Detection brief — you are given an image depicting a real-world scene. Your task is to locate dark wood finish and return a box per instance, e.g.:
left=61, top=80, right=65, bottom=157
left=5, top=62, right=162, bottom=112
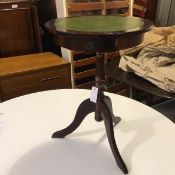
left=45, top=16, right=152, bottom=53
left=52, top=95, right=128, bottom=174
left=145, top=0, right=158, bottom=22
left=46, top=15, right=153, bottom=174
left=73, top=56, right=127, bottom=94
left=72, top=52, right=96, bottom=86
left=76, top=81, right=95, bottom=89
left=67, top=1, right=128, bottom=12
left=0, top=0, right=30, bottom=9
left=106, top=82, right=128, bottom=94
left=67, top=2, right=103, bottom=12
left=153, top=99, right=175, bottom=123
left=31, top=5, right=42, bottom=52
left=33, top=0, right=61, bottom=56
left=0, top=0, right=42, bottom=58
left=105, top=1, right=128, bottom=9
left=32, top=0, right=57, bottom=26
left=65, top=1, right=131, bottom=89
left=52, top=55, right=128, bottom=173
left=0, top=52, right=71, bottom=101
left=74, top=56, right=96, bottom=67
left=74, top=68, right=96, bottom=80
left=106, top=58, right=175, bottom=99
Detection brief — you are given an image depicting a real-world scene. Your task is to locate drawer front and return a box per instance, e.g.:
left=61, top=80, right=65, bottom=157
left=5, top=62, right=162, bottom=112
left=2, top=74, right=71, bottom=101
left=0, top=2, right=30, bottom=11
left=1, top=65, right=70, bottom=91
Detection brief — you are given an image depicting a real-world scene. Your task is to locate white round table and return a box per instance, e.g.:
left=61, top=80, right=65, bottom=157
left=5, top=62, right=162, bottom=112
left=0, top=89, right=175, bottom=175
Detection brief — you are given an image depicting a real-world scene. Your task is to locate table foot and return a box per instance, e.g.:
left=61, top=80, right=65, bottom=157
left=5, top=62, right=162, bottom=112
left=104, top=96, right=121, bottom=124
left=52, top=95, right=127, bottom=173
left=113, top=116, right=121, bottom=124
left=52, top=99, right=95, bottom=138
left=101, top=100, right=128, bottom=174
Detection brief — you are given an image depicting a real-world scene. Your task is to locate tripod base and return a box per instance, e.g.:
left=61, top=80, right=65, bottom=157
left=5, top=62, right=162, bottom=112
left=52, top=96, right=128, bottom=174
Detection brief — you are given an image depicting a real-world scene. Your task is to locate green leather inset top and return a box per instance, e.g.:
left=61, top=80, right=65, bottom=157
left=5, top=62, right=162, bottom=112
left=55, top=16, right=144, bottom=33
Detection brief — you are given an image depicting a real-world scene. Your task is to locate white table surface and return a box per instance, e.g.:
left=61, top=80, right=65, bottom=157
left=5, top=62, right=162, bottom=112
left=0, top=89, right=175, bottom=175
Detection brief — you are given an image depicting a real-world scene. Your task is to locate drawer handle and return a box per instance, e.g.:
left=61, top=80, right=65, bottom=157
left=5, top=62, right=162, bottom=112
left=41, top=75, right=62, bottom=82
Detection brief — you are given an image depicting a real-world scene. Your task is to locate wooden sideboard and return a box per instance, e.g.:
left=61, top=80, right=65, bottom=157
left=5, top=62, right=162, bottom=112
left=0, top=52, right=71, bottom=101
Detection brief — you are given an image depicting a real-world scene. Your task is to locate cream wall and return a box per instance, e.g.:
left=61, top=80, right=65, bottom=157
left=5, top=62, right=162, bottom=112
left=55, top=0, right=71, bottom=62
left=55, top=0, right=75, bottom=87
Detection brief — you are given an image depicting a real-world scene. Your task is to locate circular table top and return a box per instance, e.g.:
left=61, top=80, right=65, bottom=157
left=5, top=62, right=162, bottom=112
left=45, top=15, right=153, bottom=52
left=46, top=15, right=152, bottom=36
left=0, top=89, right=175, bottom=175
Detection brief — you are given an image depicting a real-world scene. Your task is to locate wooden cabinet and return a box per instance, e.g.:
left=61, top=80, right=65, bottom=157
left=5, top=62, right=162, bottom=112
left=0, top=0, right=42, bottom=58
left=0, top=52, right=71, bottom=101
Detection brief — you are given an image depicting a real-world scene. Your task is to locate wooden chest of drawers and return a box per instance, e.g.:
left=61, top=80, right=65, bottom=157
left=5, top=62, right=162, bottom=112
left=0, top=52, right=71, bottom=101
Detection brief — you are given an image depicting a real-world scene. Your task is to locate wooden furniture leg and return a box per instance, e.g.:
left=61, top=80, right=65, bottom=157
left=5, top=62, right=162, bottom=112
left=52, top=53, right=128, bottom=174
left=52, top=99, right=95, bottom=138
left=101, top=100, right=128, bottom=174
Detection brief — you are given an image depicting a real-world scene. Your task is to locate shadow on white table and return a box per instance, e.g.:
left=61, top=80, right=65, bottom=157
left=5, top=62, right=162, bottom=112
left=0, top=89, right=175, bottom=175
